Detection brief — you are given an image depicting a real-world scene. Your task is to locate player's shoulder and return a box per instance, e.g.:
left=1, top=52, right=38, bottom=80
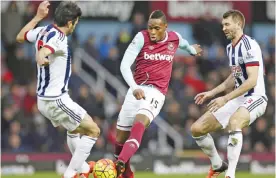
left=45, top=24, right=67, bottom=42
left=242, top=34, right=260, bottom=51
left=139, top=30, right=148, bottom=36
left=167, top=31, right=182, bottom=41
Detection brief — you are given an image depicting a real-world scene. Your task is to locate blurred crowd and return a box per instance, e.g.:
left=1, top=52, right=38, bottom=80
left=1, top=1, right=275, bottom=154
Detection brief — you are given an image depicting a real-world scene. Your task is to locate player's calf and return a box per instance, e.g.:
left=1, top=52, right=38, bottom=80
left=64, top=115, right=99, bottom=178
left=117, top=114, right=149, bottom=168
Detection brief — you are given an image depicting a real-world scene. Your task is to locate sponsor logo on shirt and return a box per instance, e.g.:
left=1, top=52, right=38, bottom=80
left=144, top=52, right=174, bottom=62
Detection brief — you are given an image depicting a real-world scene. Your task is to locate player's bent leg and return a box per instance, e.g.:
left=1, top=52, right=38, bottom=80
left=116, top=114, right=151, bottom=176
left=191, top=111, right=227, bottom=177
left=191, top=111, right=223, bottom=137
left=115, top=129, right=133, bottom=178
left=225, top=107, right=250, bottom=178
left=64, top=114, right=100, bottom=178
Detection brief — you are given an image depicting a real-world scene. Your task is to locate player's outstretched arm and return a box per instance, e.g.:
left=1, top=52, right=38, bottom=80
left=211, top=74, right=235, bottom=97
left=195, top=74, right=234, bottom=105
left=16, top=1, right=50, bottom=43
left=207, top=67, right=258, bottom=112
left=224, top=66, right=258, bottom=102
left=175, top=32, right=202, bottom=56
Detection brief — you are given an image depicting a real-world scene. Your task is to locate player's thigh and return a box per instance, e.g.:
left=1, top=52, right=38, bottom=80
left=136, top=86, right=165, bottom=125
left=37, top=98, right=64, bottom=128
left=44, top=94, right=99, bottom=136
left=229, top=96, right=268, bottom=130
left=211, top=98, right=242, bottom=129
left=191, top=111, right=223, bottom=137
left=117, top=89, right=140, bottom=131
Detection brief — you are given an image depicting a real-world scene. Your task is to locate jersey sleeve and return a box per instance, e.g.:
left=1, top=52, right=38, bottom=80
left=175, top=32, right=197, bottom=55
left=43, top=31, right=63, bottom=54
left=24, top=27, right=44, bottom=43
left=120, top=32, right=144, bottom=91
left=126, top=32, right=144, bottom=55
left=244, top=46, right=260, bottom=67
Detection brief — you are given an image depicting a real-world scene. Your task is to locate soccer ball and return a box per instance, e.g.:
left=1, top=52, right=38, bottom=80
left=93, top=159, right=117, bottom=178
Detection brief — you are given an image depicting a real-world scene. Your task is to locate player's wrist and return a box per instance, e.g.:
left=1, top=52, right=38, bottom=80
left=224, top=95, right=230, bottom=102
left=189, top=45, right=197, bottom=55
left=34, top=15, right=43, bottom=22
left=210, top=89, right=216, bottom=97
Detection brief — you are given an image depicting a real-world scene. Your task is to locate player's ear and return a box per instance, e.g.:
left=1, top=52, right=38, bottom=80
left=67, top=20, right=73, bottom=28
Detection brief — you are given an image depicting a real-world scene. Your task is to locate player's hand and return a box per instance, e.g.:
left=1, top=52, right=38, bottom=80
left=207, top=96, right=228, bottom=112
left=36, top=57, right=50, bottom=66
left=133, top=89, right=146, bottom=100
left=194, top=91, right=214, bottom=105
left=36, top=1, right=50, bottom=20
left=192, top=44, right=203, bottom=56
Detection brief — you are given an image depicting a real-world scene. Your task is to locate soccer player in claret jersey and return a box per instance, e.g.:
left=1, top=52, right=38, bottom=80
left=16, top=1, right=99, bottom=178
left=191, top=10, right=267, bottom=178
left=114, top=10, right=202, bottom=177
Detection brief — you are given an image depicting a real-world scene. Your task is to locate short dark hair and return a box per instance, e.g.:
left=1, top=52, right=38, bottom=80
left=223, top=10, right=245, bottom=29
left=149, top=10, right=167, bottom=24
left=54, top=1, right=82, bottom=27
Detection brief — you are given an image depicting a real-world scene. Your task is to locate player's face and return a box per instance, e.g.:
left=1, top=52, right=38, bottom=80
left=68, top=18, right=79, bottom=35
left=222, top=16, right=239, bottom=40
left=148, top=19, right=167, bottom=42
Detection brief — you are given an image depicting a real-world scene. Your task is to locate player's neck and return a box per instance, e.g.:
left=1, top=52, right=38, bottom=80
left=231, top=31, right=244, bottom=47
left=157, top=31, right=167, bottom=43
left=53, top=24, right=68, bottom=36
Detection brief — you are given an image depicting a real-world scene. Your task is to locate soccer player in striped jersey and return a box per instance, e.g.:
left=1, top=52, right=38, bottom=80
left=16, top=1, right=98, bottom=178
left=191, top=10, right=267, bottom=178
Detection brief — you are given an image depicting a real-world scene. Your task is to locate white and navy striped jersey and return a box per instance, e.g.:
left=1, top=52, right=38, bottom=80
left=226, top=34, right=266, bottom=97
left=25, top=24, right=71, bottom=100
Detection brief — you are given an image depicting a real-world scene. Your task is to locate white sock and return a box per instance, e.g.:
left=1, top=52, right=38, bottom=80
left=193, top=134, right=223, bottom=170
left=67, top=133, right=90, bottom=173
left=64, top=135, right=97, bottom=177
left=225, top=130, right=243, bottom=178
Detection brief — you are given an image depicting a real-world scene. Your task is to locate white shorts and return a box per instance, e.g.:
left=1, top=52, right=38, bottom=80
left=213, top=95, right=268, bottom=129
left=117, top=85, right=165, bottom=131
left=37, top=93, right=87, bottom=132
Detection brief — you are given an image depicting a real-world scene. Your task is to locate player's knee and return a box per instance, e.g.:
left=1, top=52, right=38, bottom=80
left=135, top=114, right=151, bottom=127
left=228, top=118, right=243, bottom=131
left=191, top=122, right=206, bottom=137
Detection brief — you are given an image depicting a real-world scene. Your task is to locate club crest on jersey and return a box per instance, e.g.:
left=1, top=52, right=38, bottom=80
left=168, top=42, right=175, bottom=51
left=149, top=46, right=154, bottom=50
left=238, top=57, right=244, bottom=64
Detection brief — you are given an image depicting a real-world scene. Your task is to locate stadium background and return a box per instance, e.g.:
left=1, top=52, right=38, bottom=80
left=1, top=1, right=275, bottom=177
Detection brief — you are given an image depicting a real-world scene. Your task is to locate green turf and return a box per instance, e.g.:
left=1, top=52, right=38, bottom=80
left=1, top=172, right=275, bottom=178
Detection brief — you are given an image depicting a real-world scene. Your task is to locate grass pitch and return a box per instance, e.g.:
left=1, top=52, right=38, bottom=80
left=1, top=172, right=275, bottom=178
